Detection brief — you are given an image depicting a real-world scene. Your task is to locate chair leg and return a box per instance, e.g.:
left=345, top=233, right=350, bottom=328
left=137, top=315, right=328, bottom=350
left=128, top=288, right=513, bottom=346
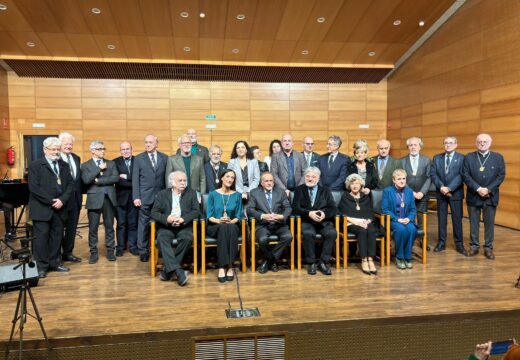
left=150, top=222, right=156, bottom=277
left=343, top=220, right=348, bottom=269
left=297, top=217, right=302, bottom=270
left=193, top=221, right=198, bottom=275
left=201, top=222, right=206, bottom=275
left=422, top=213, right=427, bottom=265
left=335, top=216, right=340, bottom=269
left=251, top=219, right=256, bottom=273
left=386, top=215, right=391, bottom=267
left=290, top=217, right=295, bottom=271
left=241, top=220, right=246, bottom=273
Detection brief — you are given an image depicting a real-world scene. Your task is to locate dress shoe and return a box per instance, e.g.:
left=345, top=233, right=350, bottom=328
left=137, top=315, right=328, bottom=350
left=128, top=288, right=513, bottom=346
left=63, top=254, right=82, bottom=263
left=270, top=262, right=279, bottom=272
left=468, top=248, right=479, bottom=257
left=484, top=250, right=495, bottom=260
left=115, top=249, right=124, bottom=257
left=107, top=252, right=116, bottom=261
left=52, top=264, right=70, bottom=272
left=396, top=259, right=406, bottom=270
left=258, top=261, right=270, bottom=274
left=433, top=243, right=445, bottom=253
left=419, top=240, right=431, bottom=251
left=455, top=246, right=469, bottom=257
left=405, top=260, right=413, bottom=269
left=89, top=253, right=99, bottom=264
left=317, top=262, right=332, bottom=276
left=361, top=259, right=371, bottom=275
left=308, top=263, right=317, bottom=275
left=38, top=270, right=47, bottom=279
left=129, top=248, right=139, bottom=256
left=368, top=259, right=378, bottom=275
left=159, top=270, right=173, bottom=281
left=176, top=269, right=189, bottom=286
left=226, top=269, right=235, bottom=282
left=140, top=253, right=149, bottom=262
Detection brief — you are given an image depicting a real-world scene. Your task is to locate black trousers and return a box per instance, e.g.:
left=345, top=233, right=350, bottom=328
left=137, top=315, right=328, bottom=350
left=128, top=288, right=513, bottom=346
left=207, top=223, right=240, bottom=268
left=157, top=226, right=193, bottom=274
left=33, top=212, right=63, bottom=271
left=302, top=221, right=337, bottom=264
left=87, top=196, right=115, bottom=255
left=436, top=196, right=463, bottom=247
left=256, top=223, right=292, bottom=262
left=62, top=198, right=80, bottom=257
left=137, top=204, right=152, bottom=255
left=116, top=200, right=138, bottom=252
left=348, top=223, right=377, bottom=258
left=468, top=203, right=496, bottom=250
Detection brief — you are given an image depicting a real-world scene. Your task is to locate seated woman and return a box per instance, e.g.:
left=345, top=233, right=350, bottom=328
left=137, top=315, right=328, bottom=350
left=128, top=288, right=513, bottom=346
left=339, top=174, right=378, bottom=275
left=227, top=140, right=260, bottom=200
left=250, top=145, right=269, bottom=173
left=264, top=139, right=282, bottom=171
left=347, top=139, right=378, bottom=194
left=381, top=169, right=417, bottom=270
left=205, top=169, right=243, bottom=283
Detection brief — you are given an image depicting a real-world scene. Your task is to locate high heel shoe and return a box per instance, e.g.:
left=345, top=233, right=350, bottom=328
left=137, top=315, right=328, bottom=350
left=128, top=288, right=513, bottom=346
left=368, top=258, right=377, bottom=275
left=226, top=268, right=235, bottom=281
left=361, top=259, right=371, bottom=275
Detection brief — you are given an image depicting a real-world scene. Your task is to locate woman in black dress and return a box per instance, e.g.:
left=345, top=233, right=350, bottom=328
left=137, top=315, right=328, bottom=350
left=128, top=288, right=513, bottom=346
left=347, top=139, right=378, bottom=193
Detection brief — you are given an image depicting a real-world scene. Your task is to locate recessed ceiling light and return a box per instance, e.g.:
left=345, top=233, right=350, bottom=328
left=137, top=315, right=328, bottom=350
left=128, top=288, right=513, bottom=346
left=301, top=50, right=309, bottom=55
left=317, top=17, right=326, bottom=23
left=26, top=42, right=36, bottom=47
left=0, top=4, right=7, bottom=11
left=419, top=20, right=425, bottom=27
left=393, top=20, right=401, bottom=26
left=232, top=48, right=240, bottom=54
left=183, top=46, right=191, bottom=52
left=107, top=44, right=116, bottom=50
left=180, top=11, right=189, bottom=18
left=236, top=14, right=245, bottom=20
left=91, top=7, right=101, bottom=14
left=199, top=12, right=206, bottom=18
left=368, top=51, right=376, bottom=57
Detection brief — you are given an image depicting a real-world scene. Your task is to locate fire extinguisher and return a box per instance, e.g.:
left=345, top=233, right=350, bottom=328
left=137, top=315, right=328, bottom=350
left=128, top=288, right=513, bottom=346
left=7, top=146, right=15, bottom=166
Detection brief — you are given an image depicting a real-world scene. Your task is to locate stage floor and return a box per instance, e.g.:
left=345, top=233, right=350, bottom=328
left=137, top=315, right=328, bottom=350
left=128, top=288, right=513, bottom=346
left=0, top=216, right=519, bottom=342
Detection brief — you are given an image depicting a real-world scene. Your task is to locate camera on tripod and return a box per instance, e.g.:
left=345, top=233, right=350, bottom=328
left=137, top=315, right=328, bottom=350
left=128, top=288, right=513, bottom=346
left=10, top=237, right=33, bottom=263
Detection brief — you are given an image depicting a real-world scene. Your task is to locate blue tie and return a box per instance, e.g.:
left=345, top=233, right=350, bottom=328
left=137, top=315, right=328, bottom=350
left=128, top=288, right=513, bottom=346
left=266, top=191, right=272, bottom=212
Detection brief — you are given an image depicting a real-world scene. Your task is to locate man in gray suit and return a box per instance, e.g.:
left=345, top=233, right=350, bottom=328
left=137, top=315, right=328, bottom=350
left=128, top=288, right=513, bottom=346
left=132, top=134, right=168, bottom=262
left=166, top=134, right=206, bottom=195
left=371, top=139, right=400, bottom=189
left=247, top=172, right=293, bottom=273
left=271, top=133, right=307, bottom=197
left=81, top=141, right=119, bottom=264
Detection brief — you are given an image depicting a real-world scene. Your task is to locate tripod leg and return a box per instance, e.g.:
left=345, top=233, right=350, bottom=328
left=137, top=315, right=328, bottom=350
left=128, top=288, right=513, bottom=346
left=26, top=287, right=52, bottom=351
left=4, top=287, right=24, bottom=360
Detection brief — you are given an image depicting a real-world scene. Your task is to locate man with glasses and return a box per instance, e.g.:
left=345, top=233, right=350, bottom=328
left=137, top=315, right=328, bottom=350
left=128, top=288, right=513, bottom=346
left=431, top=137, right=467, bottom=255
left=302, top=136, right=320, bottom=167
left=271, top=133, right=307, bottom=197
left=176, top=128, right=210, bottom=163
left=462, top=133, right=506, bottom=260
left=204, top=144, right=227, bottom=192
left=166, top=134, right=206, bottom=196
left=318, top=135, right=350, bottom=191
left=81, top=141, right=119, bottom=264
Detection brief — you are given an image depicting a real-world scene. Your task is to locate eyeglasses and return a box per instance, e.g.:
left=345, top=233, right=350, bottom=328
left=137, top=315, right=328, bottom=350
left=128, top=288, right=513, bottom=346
left=304, top=143, right=314, bottom=145
left=211, top=153, right=222, bottom=156
left=180, top=142, right=191, bottom=145
left=94, top=147, right=106, bottom=151
left=444, top=142, right=455, bottom=145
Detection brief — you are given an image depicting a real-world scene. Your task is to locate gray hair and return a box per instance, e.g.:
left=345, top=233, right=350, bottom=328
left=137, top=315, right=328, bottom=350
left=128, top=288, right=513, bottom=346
left=89, top=140, right=104, bottom=151
left=444, top=136, right=457, bottom=144
left=58, top=132, right=75, bottom=142
left=168, top=170, right=186, bottom=188
left=406, top=136, right=423, bottom=148
left=43, top=137, right=61, bottom=149
left=144, top=134, right=159, bottom=144
left=304, top=166, right=321, bottom=177
left=392, top=168, right=407, bottom=179
left=209, top=144, right=222, bottom=154
left=178, top=134, right=191, bottom=144
left=345, top=173, right=365, bottom=189
left=328, top=135, right=342, bottom=148
left=353, top=139, right=369, bottom=154
left=377, top=139, right=391, bottom=149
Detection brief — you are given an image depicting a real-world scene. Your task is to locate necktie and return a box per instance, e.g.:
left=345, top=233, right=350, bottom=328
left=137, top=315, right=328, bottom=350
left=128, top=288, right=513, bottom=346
left=125, top=158, right=131, bottom=172
left=266, top=191, right=272, bottom=212
left=445, top=154, right=451, bottom=174
left=52, top=160, right=59, bottom=175
left=150, top=153, right=156, bottom=168
left=306, top=153, right=311, bottom=166
left=412, top=156, right=418, bottom=175
left=328, top=155, right=334, bottom=169
left=96, top=159, right=101, bottom=166
left=379, top=157, right=386, bottom=180
left=67, top=154, right=74, bottom=178
left=309, top=187, right=315, bottom=207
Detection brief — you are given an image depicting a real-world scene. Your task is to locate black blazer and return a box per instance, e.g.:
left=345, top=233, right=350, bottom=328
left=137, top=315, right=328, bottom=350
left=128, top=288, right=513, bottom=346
left=463, top=151, right=506, bottom=206
left=247, top=187, right=292, bottom=228
left=431, top=152, right=465, bottom=201
left=150, top=188, right=200, bottom=230
left=346, top=160, right=379, bottom=190
left=302, top=151, right=320, bottom=167
left=132, top=151, right=168, bottom=205
left=28, top=157, right=73, bottom=222
left=113, top=155, right=134, bottom=206
left=291, top=184, right=337, bottom=224
left=204, top=161, right=228, bottom=192
left=318, top=153, right=350, bottom=191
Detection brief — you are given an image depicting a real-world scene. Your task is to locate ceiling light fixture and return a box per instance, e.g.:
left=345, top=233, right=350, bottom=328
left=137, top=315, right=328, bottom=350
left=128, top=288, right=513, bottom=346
left=183, top=46, right=191, bottom=52
left=0, top=4, right=7, bottom=11
left=317, top=17, right=326, bottom=23
left=180, top=11, right=189, bottom=18
left=107, top=44, right=116, bottom=50
left=368, top=51, right=376, bottom=57
left=393, top=20, right=401, bottom=26
left=301, top=50, right=309, bottom=55
left=232, top=48, right=240, bottom=54
left=26, top=42, right=36, bottom=47
left=199, top=12, right=206, bottom=18
left=419, top=20, right=425, bottom=27
left=91, top=7, right=101, bottom=14
left=236, top=14, right=245, bottom=20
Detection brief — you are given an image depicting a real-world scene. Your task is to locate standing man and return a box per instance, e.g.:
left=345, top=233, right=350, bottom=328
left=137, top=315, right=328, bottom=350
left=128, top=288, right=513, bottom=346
left=59, top=132, right=82, bottom=263
left=151, top=171, right=200, bottom=286
left=302, top=136, right=320, bottom=167
left=132, top=134, right=168, bottom=262
left=28, top=137, right=73, bottom=278
left=204, top=144, right=228, bottom=192
left=166, top=134, right=206, bottom=195
left=292, top=167, right=337, bottom=276
left=318, top=135, right=350, bottom=191
left=271, top=133, right=307, bottom=197
left=247, top=172, right=293, bottom=273
left=431, top=137, right=467, bottom=255
left=81, top=141, right=119, bottom=264
left=463, top=133, right=506, bottom=260
left=176, top=128, right=210, bottom=163
left=113, top=141, right=138, bottom=257
left=371, top=139, right=400, bottom=189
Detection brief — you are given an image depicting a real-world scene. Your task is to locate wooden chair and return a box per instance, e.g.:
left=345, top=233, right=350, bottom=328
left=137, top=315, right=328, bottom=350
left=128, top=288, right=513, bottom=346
left=200, top=193, right=247, bottom=275
left=342, top=190, right=385, bottom=268
left=385, top=210, right=427, bottom=266
left=149, top=220, right=198, bottom=278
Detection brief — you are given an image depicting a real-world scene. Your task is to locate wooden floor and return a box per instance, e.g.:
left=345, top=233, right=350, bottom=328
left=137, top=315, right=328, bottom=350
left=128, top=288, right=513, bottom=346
left=0, top=215, right=519, bottom=342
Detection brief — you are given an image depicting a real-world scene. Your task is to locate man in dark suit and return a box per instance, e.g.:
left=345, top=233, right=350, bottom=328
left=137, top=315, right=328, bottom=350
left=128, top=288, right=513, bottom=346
left=318, top=135, right=350, bottom=191
left=431, top=136, right=467, bottom=255
left=371, top=139, right=400, bottom=189
left=166, top=134, right=206, bottom=195
left=59, top=132, right=82, bottom=263
left=247, top=172, right=293, bottom=273
left=113, top=141, right=138, bottom=257
left=292, top=166, right=337, bottom=276
left=271, top=133, right=307, bottom=197
left=81, top=141, right=119, bottom=264
left=28, top=137, right=73, bottom=278
left=175, top=128, right=210, bottom=163
left=132, top=134, right=168, bottom=262
left=462, top=133, right=506, bottom=260
left=302, top=136, right=320, bottom=167
left=204, top=144, right=228, bottom=192
left=151, top=171, right=200, bottom=286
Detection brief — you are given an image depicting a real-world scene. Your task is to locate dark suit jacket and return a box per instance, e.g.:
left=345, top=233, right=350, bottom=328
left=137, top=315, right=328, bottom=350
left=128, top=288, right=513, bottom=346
left=431, top=152, right=465, bottom=201
left=400, top=154, right=432, bottom=195
left=204, top=161, right=228, bottom=192
left=318, top=152, right=350, bottom=191
left=113, top=155, right=134, bottom=206
left=176, top=143, right=209, bottom=163
left=61, top=152, right=82, bottom=209
left=150, top=188, right=200, bottom=230
left=28, top=157, right=73, bottom=222
left=271, top=151, right=307, bottom=191
left=165, top=154, right=206, bottom=194
left=291, top=184, right=337, bottom=224
left=81, top=159, right=119, bottom=209
left=247, top=187, right=292, bottom=227
left=302, top=151, right=320, bottom=167
left=347, top=160, right=379, bottom=190
left=462, top=151, right=505, bottom=206
left=381, top=186, right=417, bottom=226
left=132, top=151, right=168, bottom=205
left=371, top=155, right=400, bottom=189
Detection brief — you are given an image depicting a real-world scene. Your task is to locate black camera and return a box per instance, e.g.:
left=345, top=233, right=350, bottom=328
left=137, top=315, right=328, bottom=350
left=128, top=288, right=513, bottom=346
left=11, top=248, right=32, bottom=262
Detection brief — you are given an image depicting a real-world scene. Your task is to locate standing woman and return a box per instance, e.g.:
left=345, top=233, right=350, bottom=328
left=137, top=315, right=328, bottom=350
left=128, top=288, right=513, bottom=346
left=250, top=145, right=269, bottom=173
left=206, top=169, right=243, bottom=282
left=347, top=140, right=378, bottom=194
left=264, top=139, right=282, bottom=171
left=227, top=140, right=260, bottom=200
left=381, top=169, right=418, bottom=270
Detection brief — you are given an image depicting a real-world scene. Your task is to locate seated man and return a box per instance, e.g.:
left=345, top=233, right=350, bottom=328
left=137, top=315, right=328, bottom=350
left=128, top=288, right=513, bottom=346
left=292, top=167, right=337, bottom=275
left=151, top=171, right=200, bottom=286
left=247, top=172, right=293, bottom=273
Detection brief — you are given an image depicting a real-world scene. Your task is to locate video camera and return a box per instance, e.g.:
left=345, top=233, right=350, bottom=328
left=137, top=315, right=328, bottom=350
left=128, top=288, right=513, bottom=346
left=9, top=237, right=33, bottom=263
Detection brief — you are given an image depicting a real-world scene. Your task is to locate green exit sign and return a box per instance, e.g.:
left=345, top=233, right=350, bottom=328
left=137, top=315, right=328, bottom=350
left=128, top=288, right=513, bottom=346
left=205, top=114, right=217, bottom=120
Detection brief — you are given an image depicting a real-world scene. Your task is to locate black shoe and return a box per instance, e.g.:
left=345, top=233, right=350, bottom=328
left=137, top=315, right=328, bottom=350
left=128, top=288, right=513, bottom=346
left=63, top=254, right=82, bottom=263
left=115, top=249, right=124, bottom=257
left=89, top=253, right=99, bottom=264
left=107, top=252, right=116, bottom=261
left=468, top=248, right=479, bottom=257
left=140, top=253, right=149, bottom=262
left=258, top=261, right=270, bottom=274
left=218, top=275, right=226, bottom=283
left=455, top=246, right=469, bottom=257
left=129, top=248, right=139, bottom=256
left=270, top=262, right=279, bottom=272
left=433, top=243, right=445, bottom=252
left=484, top=250, right=495, bottom=260
left=226, top=270, right=235, bottom=282
left=419, top=240, right=431, bottom=251
left=308, top=263, right=317, bottom=275
left=38, top=270, right=47, bottom=279
left=317, top=262, right=332, bottom=276
left=52, top=264, right=70, bottom=272
left=176, top=269, right=189, bottom=286
left=159, top=270, right=173, bottom=281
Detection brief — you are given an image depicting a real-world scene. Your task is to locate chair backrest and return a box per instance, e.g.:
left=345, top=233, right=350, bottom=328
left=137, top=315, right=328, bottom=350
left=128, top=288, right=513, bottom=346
left=201, top=193, right=210, bottom=217
left=331, top=190, right=344, bottom=207
left=371, top=189, right=383, bottom=213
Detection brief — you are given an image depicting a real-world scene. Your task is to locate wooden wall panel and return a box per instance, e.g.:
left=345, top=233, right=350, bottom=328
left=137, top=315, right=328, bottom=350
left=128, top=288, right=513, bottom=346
left=387, top=0, right=520, bottom=229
